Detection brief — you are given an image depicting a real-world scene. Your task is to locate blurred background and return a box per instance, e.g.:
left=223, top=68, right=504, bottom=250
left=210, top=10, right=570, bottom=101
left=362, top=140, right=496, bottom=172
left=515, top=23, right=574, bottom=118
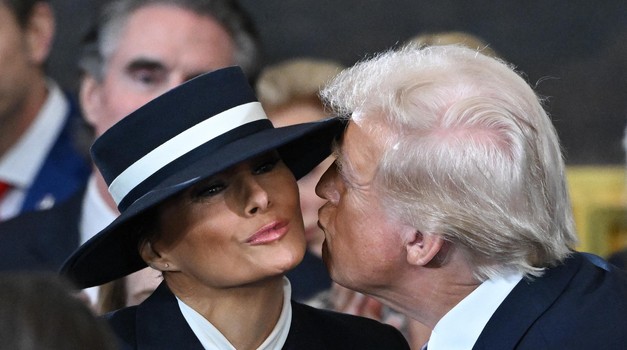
left=49, top=0, right=627, bottom=165
left=48, top=0, right=627, bottom=255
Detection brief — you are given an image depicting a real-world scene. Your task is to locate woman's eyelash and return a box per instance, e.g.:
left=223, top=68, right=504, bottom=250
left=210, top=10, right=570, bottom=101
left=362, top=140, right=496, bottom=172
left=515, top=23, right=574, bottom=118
left=194, top=182, right=225, bottom=198
left=253, top=157, right=280, bottom=174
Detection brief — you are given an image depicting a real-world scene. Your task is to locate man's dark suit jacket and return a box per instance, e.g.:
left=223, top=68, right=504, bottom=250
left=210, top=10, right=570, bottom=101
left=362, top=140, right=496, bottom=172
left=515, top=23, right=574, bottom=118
left=106, top=282, right=410, bottom=350
left=608, top=248, right=627, bottom=270
left=473, top=252, right=627, bottom=349
left=0, top=186, right=83, bottom=272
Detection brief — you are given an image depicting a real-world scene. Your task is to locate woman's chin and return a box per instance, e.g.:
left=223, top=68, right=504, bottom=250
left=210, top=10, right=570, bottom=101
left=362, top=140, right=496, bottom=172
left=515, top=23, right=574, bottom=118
left=274, top=246, right=306, bottom=273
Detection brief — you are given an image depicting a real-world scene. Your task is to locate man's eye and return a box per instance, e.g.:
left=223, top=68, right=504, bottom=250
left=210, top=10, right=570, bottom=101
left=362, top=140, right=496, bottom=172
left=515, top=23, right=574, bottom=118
left=130, top=68, right=165, bottom=85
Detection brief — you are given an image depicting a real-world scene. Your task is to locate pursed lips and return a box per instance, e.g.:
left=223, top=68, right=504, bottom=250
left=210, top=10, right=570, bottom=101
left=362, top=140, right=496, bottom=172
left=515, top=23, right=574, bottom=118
left=246, top=220, right=289, bottom=245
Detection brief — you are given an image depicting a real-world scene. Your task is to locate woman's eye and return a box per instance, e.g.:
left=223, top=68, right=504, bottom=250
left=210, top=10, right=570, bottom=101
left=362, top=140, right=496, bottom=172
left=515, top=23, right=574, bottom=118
left=253, top=158, right=280, bottom=175
left=195, top=183, right=225, bottom=198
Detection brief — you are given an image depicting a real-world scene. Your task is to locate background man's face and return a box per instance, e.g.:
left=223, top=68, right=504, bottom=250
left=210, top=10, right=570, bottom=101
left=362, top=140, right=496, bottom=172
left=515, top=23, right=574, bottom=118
left=83, top=4, right=236, bottom=136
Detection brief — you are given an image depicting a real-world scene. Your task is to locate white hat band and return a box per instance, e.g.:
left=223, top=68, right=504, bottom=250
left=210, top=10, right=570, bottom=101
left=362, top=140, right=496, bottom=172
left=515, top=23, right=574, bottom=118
left=108, top=101, right=268, bottom=205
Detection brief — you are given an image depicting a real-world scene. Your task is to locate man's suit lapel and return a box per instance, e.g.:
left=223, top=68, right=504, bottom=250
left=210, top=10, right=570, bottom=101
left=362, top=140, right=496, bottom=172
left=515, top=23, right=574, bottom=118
left=472, top=253, right=582, bottom=349
left=33, top=187, right=83, bottom=267
left=135, top=282, right=204, bottom=350
left=22, top=97, right=90, bottom=212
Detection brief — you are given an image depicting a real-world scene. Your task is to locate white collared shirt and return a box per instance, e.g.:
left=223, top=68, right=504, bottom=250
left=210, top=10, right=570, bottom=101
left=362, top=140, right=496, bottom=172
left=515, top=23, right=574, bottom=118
left=178, top=277, right=293, bottom=350
left=427, top=272, right=523, bottom=350
left=79, top=175, right=119, bottom=305
left=0, top=80, right=68, bottom=220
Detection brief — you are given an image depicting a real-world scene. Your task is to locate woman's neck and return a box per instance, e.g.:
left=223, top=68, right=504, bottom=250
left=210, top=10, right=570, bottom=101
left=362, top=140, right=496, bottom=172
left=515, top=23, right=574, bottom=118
left=168, top=275, right=286, bottom=350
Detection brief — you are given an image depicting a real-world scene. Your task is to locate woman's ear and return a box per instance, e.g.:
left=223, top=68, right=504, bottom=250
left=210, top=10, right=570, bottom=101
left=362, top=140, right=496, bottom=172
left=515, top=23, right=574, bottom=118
left=139, top=241, right=175, bottom=272
left=405, top=230, right=446, bottom=267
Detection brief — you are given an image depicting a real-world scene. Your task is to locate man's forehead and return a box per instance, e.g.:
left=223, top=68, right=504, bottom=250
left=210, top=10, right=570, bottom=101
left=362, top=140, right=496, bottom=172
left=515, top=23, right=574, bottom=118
left=337, top=121, right=382, bottom=185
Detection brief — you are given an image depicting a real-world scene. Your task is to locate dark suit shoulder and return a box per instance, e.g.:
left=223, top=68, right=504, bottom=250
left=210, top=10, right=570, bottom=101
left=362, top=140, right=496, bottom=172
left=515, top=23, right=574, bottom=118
left=475, top=252, right=627, bottom=349
left=104, top=306, right=139, bottom=350
left=0, top=189, right=83, bottom=272
left=608, top=248, right=627, bottom=269
left=287, top=301, right=410, bottom=349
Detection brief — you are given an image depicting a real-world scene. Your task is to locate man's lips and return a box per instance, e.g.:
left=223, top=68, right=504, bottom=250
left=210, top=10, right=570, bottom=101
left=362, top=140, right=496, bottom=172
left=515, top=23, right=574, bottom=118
left=246, top=221, right=289, bottom=245
left=317, top=220, right=326, bottom=233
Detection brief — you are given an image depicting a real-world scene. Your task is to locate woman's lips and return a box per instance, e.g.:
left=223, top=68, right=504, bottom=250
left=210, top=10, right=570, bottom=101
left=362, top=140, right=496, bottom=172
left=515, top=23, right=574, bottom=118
left=246, top=221, right=289, bottom=245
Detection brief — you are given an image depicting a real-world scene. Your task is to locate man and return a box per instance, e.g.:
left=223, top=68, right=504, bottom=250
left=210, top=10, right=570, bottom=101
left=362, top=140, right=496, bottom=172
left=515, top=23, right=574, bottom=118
left=0, top=0, right=260, bottom=308
left=316, top=45, right=627, bottom=349
left=0, top=0, right=90, bottom=221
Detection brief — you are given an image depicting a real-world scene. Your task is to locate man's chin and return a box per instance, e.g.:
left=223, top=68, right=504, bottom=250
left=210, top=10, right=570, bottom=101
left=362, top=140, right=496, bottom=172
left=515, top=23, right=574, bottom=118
left=321, top=242, right=333, bottom=270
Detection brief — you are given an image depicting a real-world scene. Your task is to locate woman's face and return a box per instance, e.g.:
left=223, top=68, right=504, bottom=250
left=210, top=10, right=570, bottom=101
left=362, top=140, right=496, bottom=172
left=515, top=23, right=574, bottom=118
left=267, top=99, right=330, bottom=256
left=150, top=151, right=306, bottom=289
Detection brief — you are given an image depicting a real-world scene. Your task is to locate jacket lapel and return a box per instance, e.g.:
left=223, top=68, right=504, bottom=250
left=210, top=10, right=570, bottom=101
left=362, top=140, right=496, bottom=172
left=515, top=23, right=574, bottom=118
left=136, top=282, right=204, bottom=350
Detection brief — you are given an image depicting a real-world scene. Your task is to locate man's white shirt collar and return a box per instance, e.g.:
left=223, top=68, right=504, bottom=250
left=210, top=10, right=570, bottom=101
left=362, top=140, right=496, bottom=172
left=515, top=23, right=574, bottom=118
left=0, top=80, right=68, bottom=188
left=80, top=175, right=119, bottom=305
left=178, top=277, right=293, bottom=350
left=80, top=175, right=119, bottom=244
left=428, top=272, right=523, bottom=350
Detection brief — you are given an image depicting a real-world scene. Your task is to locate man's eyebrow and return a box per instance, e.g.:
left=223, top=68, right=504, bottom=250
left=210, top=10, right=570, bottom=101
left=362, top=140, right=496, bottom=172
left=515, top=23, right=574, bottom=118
left=125, top=58, right=166, bottom=73
left=331, top=140, right=353, bottom=185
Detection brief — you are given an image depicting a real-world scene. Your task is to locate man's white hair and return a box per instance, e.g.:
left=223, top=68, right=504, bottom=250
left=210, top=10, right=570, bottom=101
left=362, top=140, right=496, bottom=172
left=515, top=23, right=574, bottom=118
left=321, top=45, right=577, bottom=280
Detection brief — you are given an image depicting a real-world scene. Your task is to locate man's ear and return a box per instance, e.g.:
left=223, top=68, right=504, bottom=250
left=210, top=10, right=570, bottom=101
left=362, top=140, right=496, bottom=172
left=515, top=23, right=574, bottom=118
left=139, top=241, right=175, bottom=272
left=79, top=75, right=103, bottom=127
left=405, top=230, right=446, bottom=266
left=24, top=2, right=55, bottom=64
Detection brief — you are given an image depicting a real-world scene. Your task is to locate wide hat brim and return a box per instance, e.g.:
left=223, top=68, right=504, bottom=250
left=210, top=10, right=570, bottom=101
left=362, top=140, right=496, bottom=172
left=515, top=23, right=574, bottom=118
left=60, top=116, right=344, bottom=289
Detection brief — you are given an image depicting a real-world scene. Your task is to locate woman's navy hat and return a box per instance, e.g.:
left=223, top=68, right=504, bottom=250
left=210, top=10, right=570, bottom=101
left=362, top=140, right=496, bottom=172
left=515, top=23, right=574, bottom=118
left=60, top=66, right=344, bottom=288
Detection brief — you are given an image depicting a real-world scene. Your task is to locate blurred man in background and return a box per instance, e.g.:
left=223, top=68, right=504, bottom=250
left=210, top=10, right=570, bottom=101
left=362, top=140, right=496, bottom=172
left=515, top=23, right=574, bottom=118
left=0, top=0, right=90, bottom=221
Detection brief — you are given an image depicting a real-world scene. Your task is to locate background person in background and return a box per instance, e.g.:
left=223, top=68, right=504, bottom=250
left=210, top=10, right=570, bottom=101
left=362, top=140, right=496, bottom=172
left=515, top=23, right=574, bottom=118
left=0, top=272, right=116, bottom=350
left=61, top=67, right=410, bottom=350
left=317, top=45, right=627, bottom=349
left=0, top=0, right=260, bottom=312
left=608, top=126, right=627, bottom=269
left=405, top=30, right=500, bottom=59
left=0, top=0, right=90, bottom=221
left=97, top=265, right=163, bottom=314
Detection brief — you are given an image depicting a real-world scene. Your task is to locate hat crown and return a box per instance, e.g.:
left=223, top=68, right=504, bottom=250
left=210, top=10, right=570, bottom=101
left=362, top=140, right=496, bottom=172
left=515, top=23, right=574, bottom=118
left=91, top=66, right=269, bottom=211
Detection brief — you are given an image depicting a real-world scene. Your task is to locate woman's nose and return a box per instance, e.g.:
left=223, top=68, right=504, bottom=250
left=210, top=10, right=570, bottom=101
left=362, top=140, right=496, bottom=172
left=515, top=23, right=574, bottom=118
left=243, top=176, right=270, bottom=215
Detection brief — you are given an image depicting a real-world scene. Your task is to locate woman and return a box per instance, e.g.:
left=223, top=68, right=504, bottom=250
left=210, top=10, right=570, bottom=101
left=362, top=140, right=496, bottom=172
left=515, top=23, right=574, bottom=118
left=61, top=67, right=410, bottom=350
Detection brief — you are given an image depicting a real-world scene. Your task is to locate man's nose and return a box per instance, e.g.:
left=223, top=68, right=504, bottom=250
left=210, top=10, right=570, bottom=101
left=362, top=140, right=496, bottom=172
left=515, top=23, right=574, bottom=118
left=316, top=162, right=340, bottom=203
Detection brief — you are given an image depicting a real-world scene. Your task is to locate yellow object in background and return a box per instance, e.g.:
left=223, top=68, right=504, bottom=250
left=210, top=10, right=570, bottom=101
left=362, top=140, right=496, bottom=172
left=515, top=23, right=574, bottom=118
left=566, top=166, right=627, bottom=257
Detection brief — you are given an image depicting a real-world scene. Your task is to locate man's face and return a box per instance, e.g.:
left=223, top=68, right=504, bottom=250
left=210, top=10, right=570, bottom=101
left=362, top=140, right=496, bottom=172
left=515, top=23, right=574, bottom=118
left=0, top=3, right=49, bottom=129
left=82, top=4, right=236, bottom=136
left=316, top=120, right=408, bottom=293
